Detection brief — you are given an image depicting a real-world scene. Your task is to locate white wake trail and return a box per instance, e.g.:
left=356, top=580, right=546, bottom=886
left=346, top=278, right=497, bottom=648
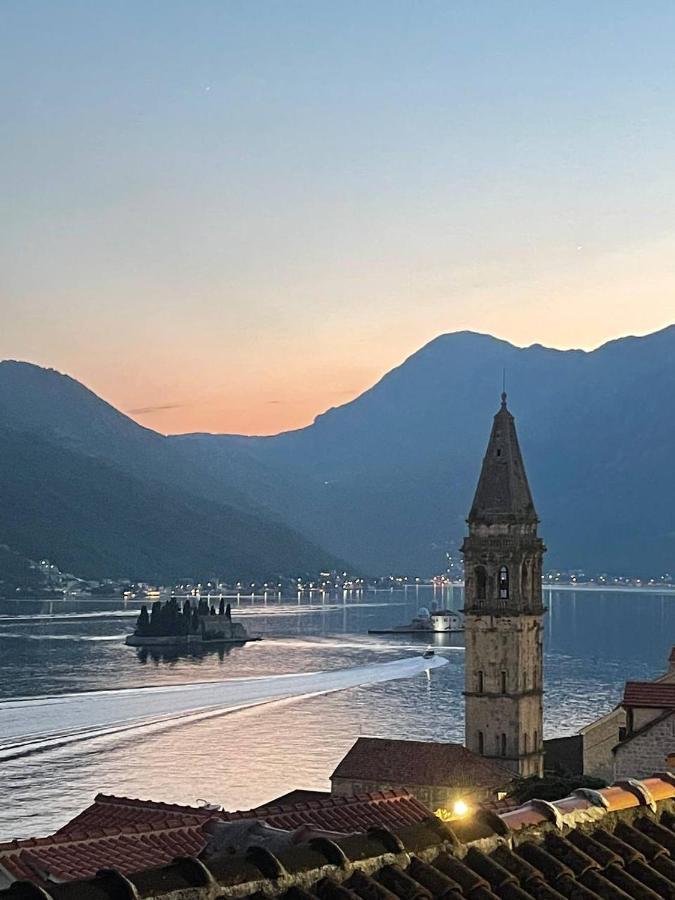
left=0, top=655, right=447, bottom=760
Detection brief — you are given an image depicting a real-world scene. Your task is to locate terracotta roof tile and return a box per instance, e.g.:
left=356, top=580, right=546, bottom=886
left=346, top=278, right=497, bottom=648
left=223, top=791, right=431, bottom=834
left=0, top=791, right=431, bottom=888
left=256, top=790, right=331, bottom=808
left=623, top=681, right=675, bottom=708
left=57, top=789, right=430, bottom=841
left=0, top=821, right=209, bottom=884
left=57, top=793, right=218, bottom=834
left=331, top=739, right=511, bottom=791
left=5, top=775, right=675, bottom=898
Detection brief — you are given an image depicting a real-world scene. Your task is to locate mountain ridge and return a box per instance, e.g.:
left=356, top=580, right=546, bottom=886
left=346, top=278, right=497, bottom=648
left=0, top=361, right=348, bottom=580
left=171, top=325, right=675, bottom=574
left=2, top=323, right=674, bottom=577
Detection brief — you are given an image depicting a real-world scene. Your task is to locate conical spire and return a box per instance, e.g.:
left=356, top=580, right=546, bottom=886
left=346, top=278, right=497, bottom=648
left=468, top=393, right=537, bottom=524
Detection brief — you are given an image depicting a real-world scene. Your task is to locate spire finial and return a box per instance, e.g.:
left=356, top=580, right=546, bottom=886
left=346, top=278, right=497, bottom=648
left=501, top=369, right=507, bottom=408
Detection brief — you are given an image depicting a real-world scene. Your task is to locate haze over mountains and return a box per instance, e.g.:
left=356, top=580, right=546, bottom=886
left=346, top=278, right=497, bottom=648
left=1, top=325, right=674, bottom=581
left=0, top=364, right=346, bottom=581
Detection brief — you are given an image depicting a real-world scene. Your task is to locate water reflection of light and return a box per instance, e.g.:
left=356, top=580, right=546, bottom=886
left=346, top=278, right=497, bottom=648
left=1, top=588, right=673, bottom=842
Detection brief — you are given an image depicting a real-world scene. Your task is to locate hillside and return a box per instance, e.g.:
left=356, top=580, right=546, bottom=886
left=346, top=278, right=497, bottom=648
left=174, top=326, right=675, bottom=575
left=2, top=324, right=674, bottom=578
left=0, top=365, right=346, bottom=580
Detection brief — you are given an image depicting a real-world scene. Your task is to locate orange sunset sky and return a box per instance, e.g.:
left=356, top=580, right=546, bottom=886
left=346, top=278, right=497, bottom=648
left=3, top=3, right=675, bottom=435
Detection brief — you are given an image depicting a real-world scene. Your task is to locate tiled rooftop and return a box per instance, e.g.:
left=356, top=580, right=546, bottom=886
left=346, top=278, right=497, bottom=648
left=233, top=791, right=432, bottom=833
left=0, top=820, right=206, bottom=885
left=0, top=791, right=430, bottom=887
left=4, top=774, right=675, bottom=900
left=332, top=738, right=511, bottom=790
left=257, top=791, right=332, bottom=809
left=623, top=681, right=675, bottom=708
left=57, top=793, right=218, bottom=834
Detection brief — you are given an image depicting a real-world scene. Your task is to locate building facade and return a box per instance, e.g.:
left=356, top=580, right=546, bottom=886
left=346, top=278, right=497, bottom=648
left=330, top=737, right=511, bottom=811
left=462, top=393, right=545, bottom=777
left=581, top=648, right=675, bottom=781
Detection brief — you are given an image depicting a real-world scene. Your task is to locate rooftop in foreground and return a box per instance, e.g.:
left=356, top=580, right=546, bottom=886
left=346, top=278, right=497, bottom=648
left=0, top=790, right=430, bottom=887
left=331, top=738, right=511, bottom=790
left=3, top=774, right=675, bottom=899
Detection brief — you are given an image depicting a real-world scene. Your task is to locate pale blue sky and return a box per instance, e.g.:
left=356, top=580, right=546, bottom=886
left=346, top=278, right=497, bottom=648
left=2, top=1, right=675, bottom=433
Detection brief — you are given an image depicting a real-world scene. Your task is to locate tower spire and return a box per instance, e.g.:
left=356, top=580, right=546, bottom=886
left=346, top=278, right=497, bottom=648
left=461, top=396, right=545, bottom=778
left=468, top=396, right=537, bottom=525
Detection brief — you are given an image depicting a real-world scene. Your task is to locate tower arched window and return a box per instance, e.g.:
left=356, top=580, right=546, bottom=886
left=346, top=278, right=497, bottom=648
left=475, top=566, right=487, bottom=604
left=499, top=566, right=509, bottom=601
left=501, top=671, right=507, bottom=694
left=521, top=560, right=529, bottom=605
left=524, top=733, right=529, bottom=754
left=477, top=670, right=484, bottom=693
left=501, top=733, right=507, bottom=757
left=478, top=731, right=484, bottom=755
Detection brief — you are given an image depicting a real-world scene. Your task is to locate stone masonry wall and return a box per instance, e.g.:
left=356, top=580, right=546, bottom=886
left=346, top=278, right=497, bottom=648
left=582, top=707, right=625, bottom=782
left=613, top=710, right=675, bottom=781
left=330, top=777, right=495, bottom=811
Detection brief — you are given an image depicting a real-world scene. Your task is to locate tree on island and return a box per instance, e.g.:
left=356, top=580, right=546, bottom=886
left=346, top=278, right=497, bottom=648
left=136, top=605, right=150, bottom=635
left=225, top=603, right=231, bottom=621
left=148, top=600, right=162, bottom=635
left=219, top=597, right=225, bottom=616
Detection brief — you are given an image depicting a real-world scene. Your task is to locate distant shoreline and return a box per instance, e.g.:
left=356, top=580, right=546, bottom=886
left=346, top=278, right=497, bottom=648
left=542, top=582, right=675, bottom=596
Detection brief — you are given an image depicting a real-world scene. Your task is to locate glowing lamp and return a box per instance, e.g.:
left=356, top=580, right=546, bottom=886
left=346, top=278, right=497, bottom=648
left=452, top=799, right=470, bottom=818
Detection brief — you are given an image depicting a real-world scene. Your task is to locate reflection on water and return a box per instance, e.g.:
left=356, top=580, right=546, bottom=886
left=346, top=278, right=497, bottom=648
left=0, top=586, right=673, bottom=841
left=135, top=643, right=247, bottom=664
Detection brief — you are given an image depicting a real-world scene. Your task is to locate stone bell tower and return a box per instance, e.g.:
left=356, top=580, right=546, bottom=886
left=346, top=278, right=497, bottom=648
left=461, top=393, right=545, bottom=777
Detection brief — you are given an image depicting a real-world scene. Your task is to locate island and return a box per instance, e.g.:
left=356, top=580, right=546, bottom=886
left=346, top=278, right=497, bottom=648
left=125, top=596, right=260, bottom=647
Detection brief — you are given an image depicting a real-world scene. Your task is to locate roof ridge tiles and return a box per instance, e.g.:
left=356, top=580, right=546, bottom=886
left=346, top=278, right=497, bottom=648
left=4, top=774, right=675, bottom=899
left=91, top=793, right=216, bottom=815
left=0, top=819, right=208, bottom=857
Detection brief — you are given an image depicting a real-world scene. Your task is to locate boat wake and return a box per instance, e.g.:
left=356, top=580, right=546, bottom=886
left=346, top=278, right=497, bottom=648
left=0, top=655, right=447, bottom=762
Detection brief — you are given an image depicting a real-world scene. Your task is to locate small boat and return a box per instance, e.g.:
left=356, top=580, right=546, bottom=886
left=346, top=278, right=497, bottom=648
left=423, top=648, right=435, bottom=659
left=368, top=607, right=463, bottom=635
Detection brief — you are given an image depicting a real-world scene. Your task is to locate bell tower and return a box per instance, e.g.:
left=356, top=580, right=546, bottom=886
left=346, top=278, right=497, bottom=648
left=461, top=393, right=545, bottom=777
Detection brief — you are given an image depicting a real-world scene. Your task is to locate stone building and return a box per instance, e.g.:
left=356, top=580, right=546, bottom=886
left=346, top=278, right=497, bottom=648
left=613, top=682, right=675, bottom=780
left=581, top=647, right=675, bottom=781
left=462, top=393, right=545, bottom=777
left=330, top=737, right=512, bottom=810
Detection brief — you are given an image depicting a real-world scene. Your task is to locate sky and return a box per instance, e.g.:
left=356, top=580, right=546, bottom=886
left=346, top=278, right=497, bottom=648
left=2, top=1, right=675, bottom=435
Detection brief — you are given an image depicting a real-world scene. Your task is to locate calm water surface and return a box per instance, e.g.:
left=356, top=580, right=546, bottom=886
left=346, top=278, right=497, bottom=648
left=0, top=586, right=673, bottom=840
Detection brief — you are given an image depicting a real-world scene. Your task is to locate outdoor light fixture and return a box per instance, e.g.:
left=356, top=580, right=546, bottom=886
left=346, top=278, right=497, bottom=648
left=452, top=799, right=469, bottom=818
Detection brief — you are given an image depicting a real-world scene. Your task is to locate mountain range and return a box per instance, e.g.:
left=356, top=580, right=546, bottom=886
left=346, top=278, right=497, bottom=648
left=1, top=324, right=674, bottom=580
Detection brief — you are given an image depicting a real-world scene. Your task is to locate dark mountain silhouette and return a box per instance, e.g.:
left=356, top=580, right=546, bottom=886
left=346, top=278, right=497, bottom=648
left=0, top=363, right=345, bottom=580
left=2, top=324, right=674, bottom=578
left=174, top=326, right=675, bottom=576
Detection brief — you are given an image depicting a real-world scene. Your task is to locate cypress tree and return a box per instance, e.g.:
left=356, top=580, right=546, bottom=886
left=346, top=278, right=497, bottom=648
left=137, top=605, right=150, bottom=635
